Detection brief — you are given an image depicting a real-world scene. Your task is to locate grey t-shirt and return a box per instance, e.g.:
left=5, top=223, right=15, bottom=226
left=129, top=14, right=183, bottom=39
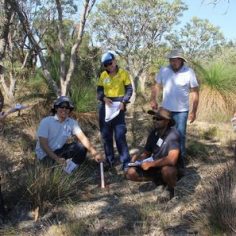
left=35, top=115, right=82, bottom=160
left=144, top=127, right=180, bottom=162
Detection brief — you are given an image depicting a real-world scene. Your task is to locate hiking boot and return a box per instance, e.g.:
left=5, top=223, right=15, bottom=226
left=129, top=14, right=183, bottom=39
left=178, top=168, right=186, bottom=180
left=103, top=161, right=114, bottom=172
left=157, top=186, right=174, bottom=203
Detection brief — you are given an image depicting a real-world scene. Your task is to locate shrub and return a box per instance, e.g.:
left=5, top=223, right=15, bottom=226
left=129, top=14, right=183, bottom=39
left=202, top=127, right=217, bottom=140
left=207, top=165, right=236, bottom=234
left=70, top=83, right=97, bottom=113
left=189, top=162, right=236, bottom=235
left=20, top=159, right=91, bottom=215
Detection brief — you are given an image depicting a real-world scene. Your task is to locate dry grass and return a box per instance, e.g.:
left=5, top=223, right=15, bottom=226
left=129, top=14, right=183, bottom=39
left=0, top=99, right=236, bottom=235
left=20, top=159, right=92, bottom=215
left=197, top=87, right=236, bottom=122
left=186, top=160, right=236, bottom=235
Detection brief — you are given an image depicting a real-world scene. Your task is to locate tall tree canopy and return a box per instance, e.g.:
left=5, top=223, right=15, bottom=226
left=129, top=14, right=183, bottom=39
left=166, top=17, right=226, bottom=61
left=90, top=0, right=187, bottom=97
left=1, top=0, right=96, bottom=97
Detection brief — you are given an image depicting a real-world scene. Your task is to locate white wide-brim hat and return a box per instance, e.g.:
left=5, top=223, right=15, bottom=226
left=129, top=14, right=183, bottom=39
left=167, top=49, right=187, bottom=62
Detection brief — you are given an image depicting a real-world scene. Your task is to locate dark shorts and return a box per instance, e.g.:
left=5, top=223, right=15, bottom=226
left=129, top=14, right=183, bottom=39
left=135, top=166, right=163, bottom=181
left=134, top=165, right=180, bottom=183
left=40, top=142, right=87, bottom=167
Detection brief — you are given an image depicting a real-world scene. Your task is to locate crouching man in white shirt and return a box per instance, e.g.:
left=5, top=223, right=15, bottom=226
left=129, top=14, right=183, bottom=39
left=35, top=96, right=103, bottom=173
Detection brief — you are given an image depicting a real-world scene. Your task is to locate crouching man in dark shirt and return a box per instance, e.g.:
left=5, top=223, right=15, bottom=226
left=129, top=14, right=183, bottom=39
left=126, top=107, right=181, bottom=201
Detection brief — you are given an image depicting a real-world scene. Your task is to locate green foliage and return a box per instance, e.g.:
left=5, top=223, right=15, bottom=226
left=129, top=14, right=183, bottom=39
left=187, top=140, right=209, bottom=160
left=70, top=84, right=97, bottom=113
left=166, top=17, right=225, bottom=61
left=90, top=0, right=187, bottom=81
left=28, top=70, right=49, bottom=94
left=202, top=127, right=218, bottom=140
left=197, top=63, right=236, bottom=93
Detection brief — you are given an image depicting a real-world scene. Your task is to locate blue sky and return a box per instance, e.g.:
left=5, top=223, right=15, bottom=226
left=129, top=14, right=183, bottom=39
left=181, top=0, right=235, bottom=41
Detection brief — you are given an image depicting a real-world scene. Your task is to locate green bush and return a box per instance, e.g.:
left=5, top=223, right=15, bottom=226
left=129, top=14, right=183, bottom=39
left=70, top=83, right=97, bottom=113
left=202, top=127, right=217, bottom=140
left=187, top=140, right=209, bottom=160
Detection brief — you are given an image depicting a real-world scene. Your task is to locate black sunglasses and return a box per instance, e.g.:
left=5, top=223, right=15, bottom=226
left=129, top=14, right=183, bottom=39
left=104, top=61, right=113, bottom=67
left=58, top=105, right=70, bottom=109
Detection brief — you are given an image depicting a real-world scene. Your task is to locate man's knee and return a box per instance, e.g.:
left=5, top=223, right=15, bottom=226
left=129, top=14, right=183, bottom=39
left=161, top=166, right=177, bottom=179
left=126, top=168, right=139, bottom=180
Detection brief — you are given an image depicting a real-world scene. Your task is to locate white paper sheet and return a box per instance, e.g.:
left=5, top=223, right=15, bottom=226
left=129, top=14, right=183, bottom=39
left=105, top=101, right=121, bottom=122
left=128, top=156, right=154, bottom=167
left=63, top=159, right=79, bottom=174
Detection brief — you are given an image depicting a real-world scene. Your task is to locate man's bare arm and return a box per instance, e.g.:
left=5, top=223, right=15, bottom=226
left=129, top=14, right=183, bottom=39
left=150, top=83, right=162, bottom=110
left=141, top=149, right=180, bottom=170
left=39, top=137, right=65, bottom=164
left=189, top=87, right=199, bottom=123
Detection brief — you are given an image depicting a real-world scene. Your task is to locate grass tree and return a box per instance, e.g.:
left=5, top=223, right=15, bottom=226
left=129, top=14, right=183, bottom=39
left=194, top=62, right=236, bottom=121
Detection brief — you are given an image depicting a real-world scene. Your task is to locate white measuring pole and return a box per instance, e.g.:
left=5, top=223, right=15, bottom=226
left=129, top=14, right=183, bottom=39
left=100, top=162, right=105, bottom=188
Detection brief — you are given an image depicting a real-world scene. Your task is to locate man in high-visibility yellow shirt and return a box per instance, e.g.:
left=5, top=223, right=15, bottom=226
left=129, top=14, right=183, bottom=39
left=97, top=52, right=133, bottom=171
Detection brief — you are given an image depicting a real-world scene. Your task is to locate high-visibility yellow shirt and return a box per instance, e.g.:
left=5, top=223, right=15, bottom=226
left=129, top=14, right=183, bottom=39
left=97, top=68, right=131, bottom=98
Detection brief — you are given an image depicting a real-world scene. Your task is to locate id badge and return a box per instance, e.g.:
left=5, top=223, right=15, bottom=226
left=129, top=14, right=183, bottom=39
left=156, top=138, right=163, bottom=147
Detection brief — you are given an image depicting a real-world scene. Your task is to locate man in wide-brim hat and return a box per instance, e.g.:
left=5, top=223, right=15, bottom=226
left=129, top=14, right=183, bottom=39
left=126, top=107, right=181, bottom=201
left=150, top=48, right=199, bottom=170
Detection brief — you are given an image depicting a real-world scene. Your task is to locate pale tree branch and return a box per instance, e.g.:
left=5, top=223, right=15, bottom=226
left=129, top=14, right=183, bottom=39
left=55, top=0, right=66, bottom=88
left=61, top=0, right=96, bottom=96
left=8, top=0, right=60, bottom=96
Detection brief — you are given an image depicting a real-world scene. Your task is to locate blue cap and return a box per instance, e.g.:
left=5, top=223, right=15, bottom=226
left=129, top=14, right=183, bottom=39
left=54, top=96, right=74, bottom=109
left=101, top=52, right=115, bottom=65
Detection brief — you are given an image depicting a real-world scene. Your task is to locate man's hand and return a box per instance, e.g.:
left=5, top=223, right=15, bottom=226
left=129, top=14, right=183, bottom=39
left=119, top=102, right=125, bottom=111
left=56, top=157, right=66, bottom=165
left=93, top=153, right=104, bottom=162
left=141, top=162, right=153, bottom=171
left=131, top=154, right=139, bottom=162
left=189, top=111, right=196, bottom=123
left=150, top=100, right=158, bottom=111
left=103, top=97, right=113, bottom=106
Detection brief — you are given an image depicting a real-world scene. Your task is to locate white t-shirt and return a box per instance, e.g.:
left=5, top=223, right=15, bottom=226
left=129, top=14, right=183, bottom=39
left=155, top=65, right=199, bottom=112
left=35, top=115, right=82, bottom=160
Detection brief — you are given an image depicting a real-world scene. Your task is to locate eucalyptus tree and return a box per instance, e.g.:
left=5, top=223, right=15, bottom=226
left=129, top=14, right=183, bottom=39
left=0, top=0, right=11, bottom=104
left=166, top=17, right=226, bottom=62
left=7, top=0, right=96, bottom=96
left=90, top=0, right=187, bottom=99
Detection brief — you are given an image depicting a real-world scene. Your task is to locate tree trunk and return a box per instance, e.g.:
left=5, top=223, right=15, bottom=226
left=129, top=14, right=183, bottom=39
left=0, top=0, right=12, bottom=109
left=62, top=0, right=91, bottom=96
left=0, top=86, right=4, bottom=112
left=8, top=0, right=60, bottom=96
left=0, top=176, right=5, bottom=220
left=139, top=73, right=147, bottom=94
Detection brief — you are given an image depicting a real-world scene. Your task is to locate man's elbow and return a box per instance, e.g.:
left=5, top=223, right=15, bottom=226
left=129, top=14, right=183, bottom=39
left=167, top=154, right=179, bottom=166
